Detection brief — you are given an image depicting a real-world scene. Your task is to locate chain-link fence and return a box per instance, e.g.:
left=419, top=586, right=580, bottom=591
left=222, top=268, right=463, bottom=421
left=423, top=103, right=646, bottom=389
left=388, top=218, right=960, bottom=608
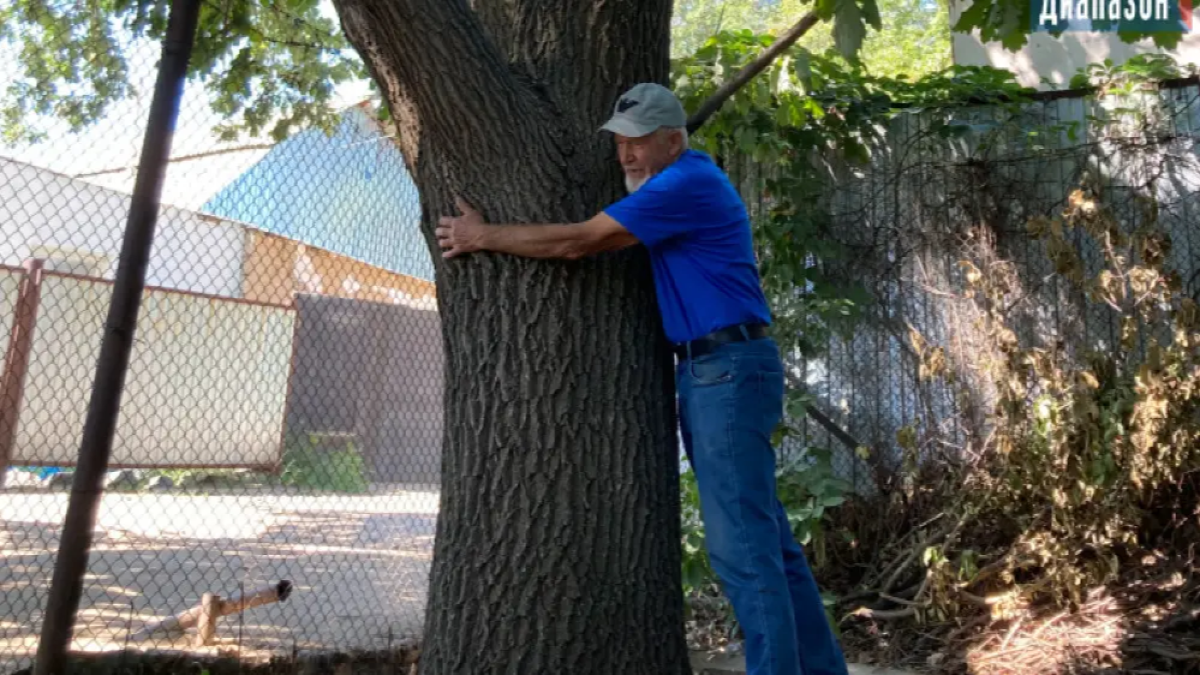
left=759, top=78, right=1200, bottom=493
left=1, top=28, right=439, bottom=672
left=2, top=9, right=1198, bottom=672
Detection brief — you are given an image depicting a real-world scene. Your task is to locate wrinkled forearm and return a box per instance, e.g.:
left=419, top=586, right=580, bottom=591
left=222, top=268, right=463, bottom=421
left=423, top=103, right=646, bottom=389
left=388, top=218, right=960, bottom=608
left=478, top=223, right=590, bottom=259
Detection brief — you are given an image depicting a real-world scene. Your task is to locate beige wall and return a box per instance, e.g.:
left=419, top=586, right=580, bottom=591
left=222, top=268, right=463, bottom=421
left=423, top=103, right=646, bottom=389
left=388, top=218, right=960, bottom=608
left=242, top=229, right=437, bottom=309
left=2, top=202, right=437, bottom=469
left=12, top=273, right=295, bottom=468
left=950, top=0, right=1200, bottom=88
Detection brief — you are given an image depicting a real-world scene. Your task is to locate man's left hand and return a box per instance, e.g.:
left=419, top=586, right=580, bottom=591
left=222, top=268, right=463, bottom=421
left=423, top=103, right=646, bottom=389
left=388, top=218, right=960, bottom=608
left=436, top=197, right=486, bottom=258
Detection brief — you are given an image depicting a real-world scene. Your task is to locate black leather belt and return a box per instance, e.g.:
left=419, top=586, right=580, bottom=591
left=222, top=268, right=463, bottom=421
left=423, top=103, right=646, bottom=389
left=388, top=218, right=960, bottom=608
left=674, top=322, right=768, bottom=360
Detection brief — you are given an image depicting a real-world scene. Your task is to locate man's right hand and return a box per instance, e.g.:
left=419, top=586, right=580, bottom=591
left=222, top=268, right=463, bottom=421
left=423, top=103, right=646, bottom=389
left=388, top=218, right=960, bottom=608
left=436, top=197, right=487, bottom=258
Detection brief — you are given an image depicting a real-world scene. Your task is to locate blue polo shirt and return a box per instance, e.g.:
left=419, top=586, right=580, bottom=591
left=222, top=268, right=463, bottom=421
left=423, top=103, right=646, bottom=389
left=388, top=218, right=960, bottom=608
left=604, top=150, right=771, bottom=344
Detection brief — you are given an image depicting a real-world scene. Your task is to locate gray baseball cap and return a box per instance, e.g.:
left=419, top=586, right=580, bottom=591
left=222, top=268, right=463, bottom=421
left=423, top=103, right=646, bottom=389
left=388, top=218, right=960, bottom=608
left=599, top=83, right=687, bottom=138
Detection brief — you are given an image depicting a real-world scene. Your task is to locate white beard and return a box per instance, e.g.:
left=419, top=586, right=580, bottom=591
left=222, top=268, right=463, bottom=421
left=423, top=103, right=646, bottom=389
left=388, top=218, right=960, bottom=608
left=625, top=174, right=648, bottom=193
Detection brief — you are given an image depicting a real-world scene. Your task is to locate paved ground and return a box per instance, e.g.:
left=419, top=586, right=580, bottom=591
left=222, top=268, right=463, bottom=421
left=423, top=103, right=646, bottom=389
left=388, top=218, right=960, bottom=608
left=2, top=487, right=916, bottom=675
left=0, top=486, right=439, bottom=673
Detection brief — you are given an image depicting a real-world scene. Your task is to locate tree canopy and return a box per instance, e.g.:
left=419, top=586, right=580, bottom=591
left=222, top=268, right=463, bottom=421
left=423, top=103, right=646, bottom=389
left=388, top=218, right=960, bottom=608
left=0, top=0, right=363, bottom=144
left=672, top=0, right=952, bottom=79
left=4, top=0, right=1181, bottom=148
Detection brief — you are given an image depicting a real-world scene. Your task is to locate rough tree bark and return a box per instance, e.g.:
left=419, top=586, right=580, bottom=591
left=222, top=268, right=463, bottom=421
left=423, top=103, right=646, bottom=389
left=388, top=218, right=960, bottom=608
left=331, top=1, right=689, bottom=674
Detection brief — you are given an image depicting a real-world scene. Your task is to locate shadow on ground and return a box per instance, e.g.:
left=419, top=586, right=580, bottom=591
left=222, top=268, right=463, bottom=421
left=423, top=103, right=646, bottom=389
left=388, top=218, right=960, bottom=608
left=0, top=487, right=438, bottom=674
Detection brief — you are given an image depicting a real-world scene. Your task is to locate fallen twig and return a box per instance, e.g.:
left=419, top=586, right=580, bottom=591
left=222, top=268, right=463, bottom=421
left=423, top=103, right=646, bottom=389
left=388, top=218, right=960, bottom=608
left=879, top=591, right=931, bottom=608
left=999, top=616, right=1025, bottom=652
left=849, top=606, right=917, bottom=621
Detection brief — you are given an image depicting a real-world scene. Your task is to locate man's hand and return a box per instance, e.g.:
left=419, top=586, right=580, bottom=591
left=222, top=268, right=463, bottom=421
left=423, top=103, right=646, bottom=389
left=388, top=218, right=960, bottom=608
left=435, top=198, right=637, bottom=261
left=436, top=197, right=487, bottom=259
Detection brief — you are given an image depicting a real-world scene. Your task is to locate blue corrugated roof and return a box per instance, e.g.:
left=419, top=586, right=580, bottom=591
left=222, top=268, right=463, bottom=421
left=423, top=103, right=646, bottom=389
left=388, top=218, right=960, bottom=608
left=202, top=108, right=434, bottom=282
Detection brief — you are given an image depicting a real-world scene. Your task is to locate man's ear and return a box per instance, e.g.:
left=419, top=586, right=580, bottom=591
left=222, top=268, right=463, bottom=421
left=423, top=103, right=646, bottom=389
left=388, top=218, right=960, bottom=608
left=670, top=129, right=685, bottom=156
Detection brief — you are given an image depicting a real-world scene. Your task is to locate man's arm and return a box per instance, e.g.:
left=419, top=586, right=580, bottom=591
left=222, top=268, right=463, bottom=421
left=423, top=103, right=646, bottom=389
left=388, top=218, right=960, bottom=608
left=436, top=198, right=639, bottom=260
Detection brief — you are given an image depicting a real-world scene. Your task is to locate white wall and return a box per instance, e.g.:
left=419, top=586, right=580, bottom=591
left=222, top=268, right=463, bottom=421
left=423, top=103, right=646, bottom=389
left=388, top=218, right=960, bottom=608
left=950, top=0, right=1200, bottom=88
left=12, top=273, right=295, bottom=468
left=0, top=158, right=245, bottom=297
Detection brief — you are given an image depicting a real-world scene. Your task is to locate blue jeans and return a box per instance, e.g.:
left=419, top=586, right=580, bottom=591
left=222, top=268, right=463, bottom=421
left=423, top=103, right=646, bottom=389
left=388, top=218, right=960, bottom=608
left=678, top=337, right=848, bottom=675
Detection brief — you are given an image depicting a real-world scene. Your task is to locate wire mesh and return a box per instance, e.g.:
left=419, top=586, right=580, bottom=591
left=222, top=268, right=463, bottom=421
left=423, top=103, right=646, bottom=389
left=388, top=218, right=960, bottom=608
left=747, top=80, right=1200, bottom=494
left=1, top=32, right=438, bottom=672
left=0, top=12, right=1198, bottom=673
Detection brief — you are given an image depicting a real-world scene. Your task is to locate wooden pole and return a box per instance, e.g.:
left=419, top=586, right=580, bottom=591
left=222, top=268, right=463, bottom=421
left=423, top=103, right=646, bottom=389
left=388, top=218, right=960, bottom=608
left=130, top=580, right=293, bottom=642
left=195, top=593, right=220, bottom=647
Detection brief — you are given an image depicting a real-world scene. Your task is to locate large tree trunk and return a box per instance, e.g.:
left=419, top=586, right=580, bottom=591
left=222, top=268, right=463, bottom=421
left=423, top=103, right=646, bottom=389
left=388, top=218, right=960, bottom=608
left=332, top=1, right=691, bottom=673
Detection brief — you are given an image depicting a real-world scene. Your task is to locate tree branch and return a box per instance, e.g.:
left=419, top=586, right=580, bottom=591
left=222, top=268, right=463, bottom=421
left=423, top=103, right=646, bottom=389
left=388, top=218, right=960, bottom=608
left=804, top=395, right=866, bottom=451
left=687, top=12, right=821, bottom=134
left=784, top=371, right=866, bottom=451
left=848, top=606, right=915, bottom=621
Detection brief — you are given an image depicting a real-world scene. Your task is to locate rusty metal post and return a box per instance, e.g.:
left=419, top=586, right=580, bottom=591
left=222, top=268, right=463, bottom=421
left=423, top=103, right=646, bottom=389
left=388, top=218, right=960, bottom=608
left=0, top=258, right=45, bottom=486
left=32, top=0, right=202, bottom=670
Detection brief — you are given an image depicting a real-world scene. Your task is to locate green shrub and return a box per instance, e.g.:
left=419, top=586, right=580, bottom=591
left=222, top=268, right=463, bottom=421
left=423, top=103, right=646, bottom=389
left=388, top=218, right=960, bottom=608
left=680, top=446, right=849, bottom=642
left=280, top=433, right=369, bottom=494
left=775, top=447, right=852, bottom=570
left=679, top=447, right=850, bottom=582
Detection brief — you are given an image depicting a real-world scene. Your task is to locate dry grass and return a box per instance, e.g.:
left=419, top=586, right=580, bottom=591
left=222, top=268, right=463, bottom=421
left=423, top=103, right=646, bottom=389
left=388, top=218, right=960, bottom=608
left=837, top=551, right=1200, bottom=675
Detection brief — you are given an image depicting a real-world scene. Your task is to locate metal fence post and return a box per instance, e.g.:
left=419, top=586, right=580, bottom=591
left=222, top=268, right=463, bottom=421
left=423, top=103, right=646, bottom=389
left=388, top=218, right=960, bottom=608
left=0, top=258, right=45, bottom=486
left=31, top=0, right=203, bottom=671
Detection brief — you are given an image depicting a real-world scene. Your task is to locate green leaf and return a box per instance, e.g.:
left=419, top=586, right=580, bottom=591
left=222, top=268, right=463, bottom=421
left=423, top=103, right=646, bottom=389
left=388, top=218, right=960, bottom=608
left=771, top=425, right=788, bottom=447
left=786, top=392, right=812, bottom=420
left=736, top=126, right=759, bottom=153
left=860, top=0, right=882, bottom=30
left=833, top=0, right=867, bottom=64
left=793, top=48, right=814, bottom=94
left=776, top=102, right=793, bottom=127
left=922, top=545, right=941, bottom=566
left=841, top=136, right=871, bottom=164
left=788, top=506, right=815, bottom=522
left=809, top=447, right=834, bottom=466
left=996, top=2, right=1032, bottom=51
left=815, top=0, right=840, bottom=21
left=952, top=0, right=990, bottom=33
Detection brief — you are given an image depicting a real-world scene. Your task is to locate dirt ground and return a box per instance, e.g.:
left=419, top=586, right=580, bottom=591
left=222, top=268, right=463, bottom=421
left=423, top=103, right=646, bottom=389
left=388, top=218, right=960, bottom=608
left=0, top=486, right=439, bottom=674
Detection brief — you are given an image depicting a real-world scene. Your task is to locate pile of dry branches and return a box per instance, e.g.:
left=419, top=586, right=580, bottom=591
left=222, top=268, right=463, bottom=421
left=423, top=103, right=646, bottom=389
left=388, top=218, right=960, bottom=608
left=822, top=82, right=1200, bottom=674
